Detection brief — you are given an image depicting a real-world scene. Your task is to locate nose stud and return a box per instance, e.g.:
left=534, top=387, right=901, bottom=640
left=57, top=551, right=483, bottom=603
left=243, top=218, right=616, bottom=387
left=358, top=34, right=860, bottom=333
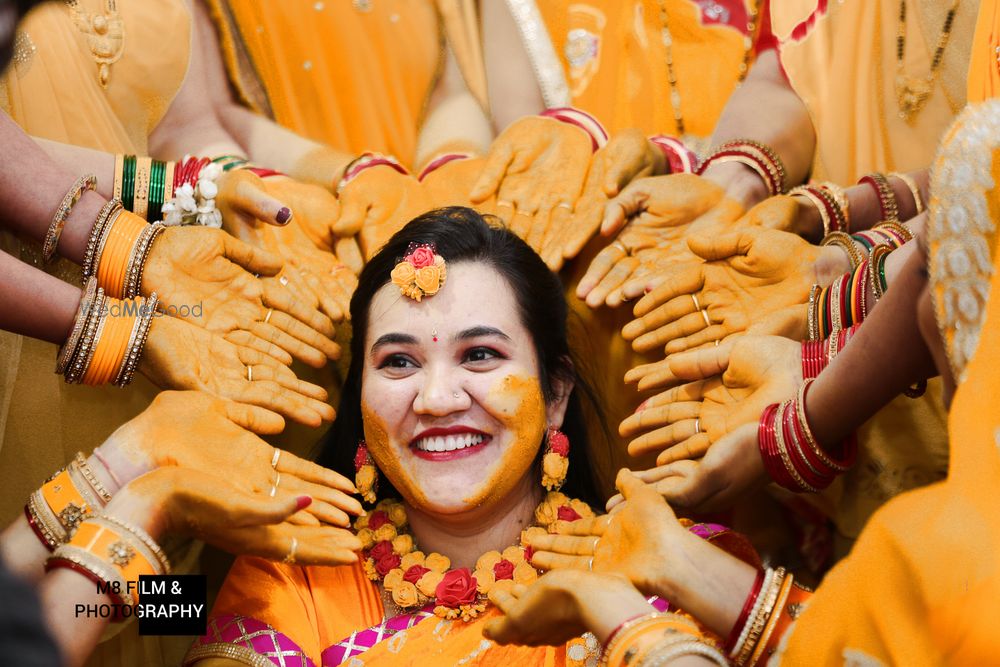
left=452, top=392, right=460, bottom=399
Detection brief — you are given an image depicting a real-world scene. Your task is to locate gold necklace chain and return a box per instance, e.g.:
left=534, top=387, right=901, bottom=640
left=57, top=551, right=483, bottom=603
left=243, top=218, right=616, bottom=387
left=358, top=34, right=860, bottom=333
left=66, top=0, right=124, bottom=88
left=655, top=0, right=758, bottom=140
left=895, top=0, right=959, bottom=122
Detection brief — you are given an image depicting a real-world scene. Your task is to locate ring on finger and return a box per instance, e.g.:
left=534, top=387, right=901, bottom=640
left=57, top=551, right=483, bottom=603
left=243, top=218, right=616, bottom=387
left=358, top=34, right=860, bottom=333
left=269, top=472, right=281, bottom=497
left=246, top=365, right=254, bottom=382
left=264, top=308, right=274, bottom=324
left=496, top=199, right=514, bottom=209
left=612, top=240, right=630, bottom=256
left=691, top=294, right=701, bottom=311
left=279, top=275, right=289, bottom=287
left=587, top=556, right=594, bottom=571
left=556, top=202, right=573, bottom=211
left=694, top=417, right=701, bottom=435
left=283, top=536, right=298, bottom=565
left=700, top=309, right=711, bottom=327
left=271, top=449, right=282, bottom=470
left=591, top=536, right=601, bottom=554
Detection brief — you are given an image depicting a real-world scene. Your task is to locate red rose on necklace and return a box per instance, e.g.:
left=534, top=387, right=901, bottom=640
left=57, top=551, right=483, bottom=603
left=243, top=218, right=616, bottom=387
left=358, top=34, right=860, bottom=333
left=408, top=246, right=436, bottom=268
left=367, top=511, right=390, bottom=530
left=557, top=505, right=581, bottom=522
left=369, top=540, right=394, bottom=561
left=403, top=565, right=431, bottom=585
left=435, top=568, right=479, bottom=607
left=493, top=559, right=515, bottom=581
left=375, top=553, right=402, bottom=577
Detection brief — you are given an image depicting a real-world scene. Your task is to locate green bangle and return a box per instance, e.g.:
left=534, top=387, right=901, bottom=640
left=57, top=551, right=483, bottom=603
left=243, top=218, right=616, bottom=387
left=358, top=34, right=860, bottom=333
left=148, top=160, right=165, bottom=221
left=121, top=155, right=136, bottom=212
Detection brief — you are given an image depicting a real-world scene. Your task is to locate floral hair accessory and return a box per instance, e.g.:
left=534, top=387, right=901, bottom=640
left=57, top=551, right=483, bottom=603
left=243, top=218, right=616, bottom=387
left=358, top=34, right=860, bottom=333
left=390, top=242, right=447, bottom=301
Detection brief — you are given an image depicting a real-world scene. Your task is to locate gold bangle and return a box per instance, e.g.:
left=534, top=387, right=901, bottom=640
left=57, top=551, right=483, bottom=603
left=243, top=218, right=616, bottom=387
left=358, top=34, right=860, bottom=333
left=859, top=172, right=899, bottom=223
left=788, top=186, right=832, bottom=237
left=113, top=153, right=124, bottom=201
left=93, top=513, right=171, bottom=574
left=889, top=171, right=924, bottom=215
left=746, top=574, right=795, bottom=667
left=132, top=156, right=153, bottom=220
left=57, top=278, right=98, bottom=375
left=817, top=181, right=850, bottom=231
left=735, top=568, right=786, bottom=666
left=873, top=220, right=914, bottom=245
left=43, top=174, right=98, bottom=263
left=74, top=452, right=113, bottom=503
left=807, top=284, right=821, bottom=342
left=820, top=231, right=864, bottom=270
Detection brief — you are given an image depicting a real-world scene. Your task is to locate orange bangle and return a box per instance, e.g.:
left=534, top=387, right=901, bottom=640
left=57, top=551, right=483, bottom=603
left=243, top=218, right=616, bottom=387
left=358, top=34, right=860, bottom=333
left=747, top=574, right=795, bottom=666
left=41, top=469, right=95, bottom=532
left=81, top=298, right=137, bottom=385
left=63, top=520, right=156, bottom=600
left=605, top=614, right=703, bottom=666
left=96, top=212, right=146, bottom=298
left=755, top=583, right=812, bottom=665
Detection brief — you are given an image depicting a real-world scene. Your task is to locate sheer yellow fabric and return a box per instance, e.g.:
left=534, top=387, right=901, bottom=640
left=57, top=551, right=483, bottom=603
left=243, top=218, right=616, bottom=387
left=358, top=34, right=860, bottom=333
left=534, top=0, right=758, bottom=143
left=199, top=557, right=596, bottom=665
left=207, top=0, right=441, bottom=167
left=777, top=104, right=1000, bottom=666
left=771, top=0, right=977, bottom=183
left=0, top=3, right=191, bottom=665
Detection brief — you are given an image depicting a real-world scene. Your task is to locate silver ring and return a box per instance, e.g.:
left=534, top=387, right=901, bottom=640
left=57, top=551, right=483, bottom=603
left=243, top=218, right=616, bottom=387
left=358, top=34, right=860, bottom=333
left=691, top=294, right=701, bottom=311
left=269, top=472, right=281, bottom=497
left=271, top=449, right=282, bottom=470
left=694, top=417, right=701, bottom=434
left=246, top=365, right=254, bottom=382
left=283, top=537, right=298, bottom=564
left=700, top=309, right=711, bottom=327
left=587, top=556, right=594, bottom=571
left=264, top=308, right=273, bottom=324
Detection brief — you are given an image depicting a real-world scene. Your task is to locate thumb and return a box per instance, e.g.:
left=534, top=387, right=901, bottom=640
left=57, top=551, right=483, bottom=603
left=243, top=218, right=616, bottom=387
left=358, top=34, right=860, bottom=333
left=614, top=468, right=646, bottom=499
left=333, top=192, right=369, bottom=237
left=221, top=233, right=284, bottom=276
left=601, top=185, right=648, bottom=236
left=686, top=229, right=750, bottom=262
left=230, top=171, right=294, bottom=226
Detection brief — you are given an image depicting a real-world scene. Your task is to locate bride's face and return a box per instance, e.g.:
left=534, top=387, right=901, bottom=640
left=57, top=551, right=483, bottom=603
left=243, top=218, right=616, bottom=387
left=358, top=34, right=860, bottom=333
left=360, top=262, right=568, bottom=514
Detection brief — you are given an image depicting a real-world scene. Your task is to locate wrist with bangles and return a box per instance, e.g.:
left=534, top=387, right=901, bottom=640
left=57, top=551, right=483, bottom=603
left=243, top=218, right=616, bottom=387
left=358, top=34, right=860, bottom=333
left=57, top=277, right=157, bottom=387
left=697, top=139, right=788, bottom=197
left=539, top=107, right=609, bottom=152
left=601, top=611, right=725, bottom=667
left=758, top=379, right=857, bottom=494
left=648, top=135, right=698, bottom=174
left=725, top=567, right=812, bottom=666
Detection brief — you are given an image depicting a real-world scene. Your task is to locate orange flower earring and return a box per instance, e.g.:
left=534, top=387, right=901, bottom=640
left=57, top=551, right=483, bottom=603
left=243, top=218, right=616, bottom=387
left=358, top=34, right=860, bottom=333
left=541, top=427, right=570, bottom=491
left=354, top=441, right=378, bottom=504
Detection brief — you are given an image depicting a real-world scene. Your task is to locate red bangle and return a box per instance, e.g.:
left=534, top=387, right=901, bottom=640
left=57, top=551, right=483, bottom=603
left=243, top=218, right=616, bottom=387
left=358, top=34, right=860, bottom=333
left=336, top=152, right=408, bottom=193
left=726, top=569, right=765, bottom=651
left=23, top=505, right=55, bottom=551
left=649, top=135, right=699, bottom=174
left=245, top=167, right=286, bottom=179
left=539, top=107, right=609, bottom=151
left=44, top=558, right=129, bottom=619
left=417, top=152, right=473, bottom=181
left=603, top=611, right=655, bottom=650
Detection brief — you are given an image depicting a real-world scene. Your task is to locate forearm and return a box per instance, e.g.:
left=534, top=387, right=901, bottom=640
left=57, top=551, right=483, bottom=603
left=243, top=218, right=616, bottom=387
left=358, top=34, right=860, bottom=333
left=806, top=248, right=936, bottom=445
left=39, top=569, right=115, bottom=667
left=652, top=531, right=758, bottom=639
left=704, top=50, right=815, bottom=207
left=0, top=251, right=82, bottom=343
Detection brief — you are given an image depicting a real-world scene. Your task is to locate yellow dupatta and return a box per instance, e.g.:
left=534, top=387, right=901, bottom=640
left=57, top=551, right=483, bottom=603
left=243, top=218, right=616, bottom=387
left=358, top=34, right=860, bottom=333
left=776, top=99, right=1000, bottom=666
left=770, top=0, right=977, bottom=183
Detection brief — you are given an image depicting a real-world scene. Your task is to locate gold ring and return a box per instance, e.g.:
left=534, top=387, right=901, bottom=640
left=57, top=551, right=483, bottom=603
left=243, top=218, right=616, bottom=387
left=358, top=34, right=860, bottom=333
left=691, top=294, right=701, bottom=311
left=714, top=340, right=720, bottom=347
left=283, top=537, right=298, bottom=564
left=264, top=308, right=273, bottom=324
left=246, top=365, right=254, bottom=382
left=592, top=537, right=601, bottom=553
left=271, top=449, right=281, bottom=470
left=700, top=309, right=711, bottom=327
left=269, top=472, right=281, bottom=497
left=694, top=417, right=701, bottom=434
left=556, top=202, right=573, bottom=211
left=612, top=240, right=630, bottom=256
left=496, top=200, right=514, bottom=209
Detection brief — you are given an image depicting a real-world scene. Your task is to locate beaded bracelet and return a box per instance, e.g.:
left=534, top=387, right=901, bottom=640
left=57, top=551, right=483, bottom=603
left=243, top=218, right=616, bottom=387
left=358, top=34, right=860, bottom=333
left=858, top=172, right=899, bottom=223
left=43, top=174, right=98, bottom=263
left=62, top=287, right=107, bottom=384
left=649, top=135, right=699, bottom=174
left=698, top=140, right=787, bottom=196
left=539, top=107, right=609, bottom=151
left=335, top=152, right=409, bottom=194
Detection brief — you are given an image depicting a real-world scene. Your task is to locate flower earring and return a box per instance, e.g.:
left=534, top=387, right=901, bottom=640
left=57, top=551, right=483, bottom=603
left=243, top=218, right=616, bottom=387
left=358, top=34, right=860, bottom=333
left=354, top=441, right=378, bottom=504
left=541, top=427, right=570, bottom=491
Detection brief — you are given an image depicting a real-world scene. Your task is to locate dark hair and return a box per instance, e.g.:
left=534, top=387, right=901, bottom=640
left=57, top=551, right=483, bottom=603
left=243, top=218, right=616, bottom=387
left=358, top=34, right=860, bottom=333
left=316, top=207, right=600, bottom=507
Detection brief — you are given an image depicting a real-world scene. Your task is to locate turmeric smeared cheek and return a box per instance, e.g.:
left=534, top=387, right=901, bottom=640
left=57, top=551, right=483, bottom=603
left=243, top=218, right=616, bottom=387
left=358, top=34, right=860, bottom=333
left=360, top=401, right=432, bottom=506
left=461, top=374, right=546, bottom=506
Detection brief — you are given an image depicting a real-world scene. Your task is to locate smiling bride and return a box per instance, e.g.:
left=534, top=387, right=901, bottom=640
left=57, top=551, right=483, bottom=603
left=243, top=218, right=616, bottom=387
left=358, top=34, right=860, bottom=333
left=184, top=207, right=610, bottom=666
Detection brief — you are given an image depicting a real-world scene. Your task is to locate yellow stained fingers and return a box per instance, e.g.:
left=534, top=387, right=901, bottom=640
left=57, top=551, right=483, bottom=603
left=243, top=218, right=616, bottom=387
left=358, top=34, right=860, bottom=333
left=654, top=435, right=712, bottom=466
left=619, top=400, right=701, bottom=438
left=525, top=550, right=588, bottom=572
left=627, top=419, right=704, bottom=458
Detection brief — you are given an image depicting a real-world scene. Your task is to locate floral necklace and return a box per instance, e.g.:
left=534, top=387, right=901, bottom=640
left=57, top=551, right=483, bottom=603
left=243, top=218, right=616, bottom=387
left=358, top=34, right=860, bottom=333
left=354, top=492, right=594, bottom=622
